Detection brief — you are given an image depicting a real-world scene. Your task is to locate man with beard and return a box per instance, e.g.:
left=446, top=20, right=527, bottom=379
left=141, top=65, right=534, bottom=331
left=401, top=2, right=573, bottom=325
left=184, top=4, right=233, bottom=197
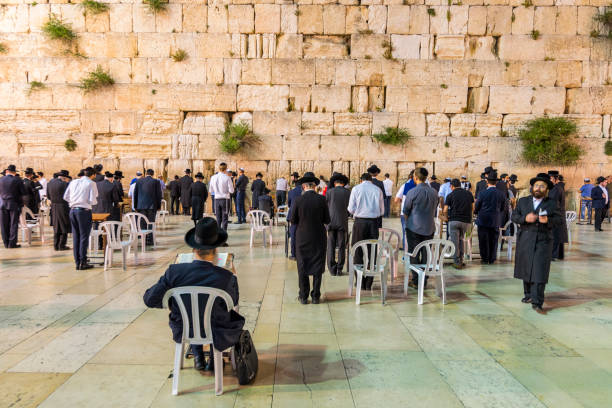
left=47, top=170, right=71, bottom=251
left=512, top=173, right=561, bottom=314
left=508, top=174, right=518, bottom=198
left=93, top=171, right=121, bottom=222
left=168, top=175, right=181, bottom=215
left=547, top=170, right=567, bottom=260
left=190, top=172, right=209, bottom=225
left=22, top=168, right=40, bottom=217
left=290, top=172, right=331, bottom=304
left=326, top=174, right=350, bottom=276
left=179, top=169, right=194, bottom=215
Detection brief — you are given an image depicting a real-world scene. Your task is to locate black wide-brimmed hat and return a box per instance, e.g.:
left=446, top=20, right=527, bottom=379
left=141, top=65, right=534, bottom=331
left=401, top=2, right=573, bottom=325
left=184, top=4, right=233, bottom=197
left=195, top=172, right=204, bottom=179
left=104, top=171, right=113, bottom=178
left=597, top=176, right=606, bottom=184
left=486, top=171, right=499, bottom=181
left=530, top=173, right=553, bottom=190
left=59, top=169, right=70, bottom=177
left=367, top=164, right=381, bottom=174
left=185, top=168, right=192, bottom=173
left=24, top=167, right=34, bottom=175
left=331, top=173, right=349, bottom=185
left=6, top=164, right=17, bottom=172
left=509, top=174, right=518, bottom=182
left=114, top=170, right=124, bottom=178
left=297, top=171, right=319, bottom=185
left=547, top=170, right=559, bottom=176
left=184, top=217, right=228, bottom=250
left=484, top=166, right=495, bottom=174
left=431, top=175, right=437, bottom=180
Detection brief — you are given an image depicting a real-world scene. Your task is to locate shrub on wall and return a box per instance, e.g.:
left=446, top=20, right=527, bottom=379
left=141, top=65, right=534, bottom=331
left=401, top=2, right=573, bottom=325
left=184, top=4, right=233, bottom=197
left=79, top=65, right=115, bottom=93
left=518, top=117, right=583, bottom=165
left=594, top=7, right=612, bottom=38
left=372, top=127, right=412, bottom=146
left=218, top=121, right=261, bottom=154
left=81, top=0, right=109, bottom=14
left=64, top=138, right=77, bottom=152
left=42, top=14, right=77, bottom=43
left=605, top=140, right=612, bottom=156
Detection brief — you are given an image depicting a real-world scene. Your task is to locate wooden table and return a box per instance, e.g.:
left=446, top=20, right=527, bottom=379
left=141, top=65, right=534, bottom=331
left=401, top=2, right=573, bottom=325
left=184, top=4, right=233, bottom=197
left=92, top=213, right=110, bottom=222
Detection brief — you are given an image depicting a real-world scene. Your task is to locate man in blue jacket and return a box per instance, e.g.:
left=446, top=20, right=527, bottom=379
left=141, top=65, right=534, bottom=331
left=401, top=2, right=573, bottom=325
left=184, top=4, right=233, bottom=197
left=591, top=176, right=609, bottom=231
left=143, top=217, right=244, bottom=371
left=474, top=171, right=506, bottom=264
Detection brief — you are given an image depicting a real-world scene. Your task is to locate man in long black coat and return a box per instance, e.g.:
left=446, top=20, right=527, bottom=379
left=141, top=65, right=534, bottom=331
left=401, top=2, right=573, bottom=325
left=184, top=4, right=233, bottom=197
left=191, top=173, right=208, bottom=225
left=179, top=169, right=194, bottom=215
left=22, top=168, right=40, bottom=217
left=168, top=175, right=181, bottom=215
left=326, top=174, right=350, bottom=276
left=47, top=170, right=71, bottom=250
left=134, top=169, right=162, bottom=245
left=250, top=173, right=266, bottom=210
left=0, top=164, right=26, bottom=248
left=512, top=173, right=561, bottom=314
left=289, top=172, right=331, bottom=304
left=547, top=170, right=568, bottom=260
left=93, top=172, right=121, bottom=221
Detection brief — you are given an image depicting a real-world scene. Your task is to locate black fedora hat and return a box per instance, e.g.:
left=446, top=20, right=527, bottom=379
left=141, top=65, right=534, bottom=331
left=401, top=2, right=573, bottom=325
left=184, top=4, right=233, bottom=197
left=114, top=170, right=123, bottom=178
left=486, top=171, right=499, bottom=181
left=509, top=174, right=518, bottom=182
left=331, top=173, right=349, bottom=185
left=59, top=169, right=70, bottom=177
left=484, top=166, right=495, bottom=174
left=597, top=176, right=606, bottom=184
left=184, top=217, right=228, bottom=250
left=195, top=172, right=204, bottom=179
left=6, top=164, right=16, bottom=172
left=297, top=171, right=319, bottom=185
left=530, top=173, right=553, bottom=190
left=367, top=164, right=381, bottom=174
left=24, top=167, right=34, bottom=175
left=547, top=170, right=559, bottom=177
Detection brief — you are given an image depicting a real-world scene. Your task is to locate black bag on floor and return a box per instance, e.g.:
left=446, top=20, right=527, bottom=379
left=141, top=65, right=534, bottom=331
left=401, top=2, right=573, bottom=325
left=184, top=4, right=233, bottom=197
left=232, top=330, right=258, bottom=385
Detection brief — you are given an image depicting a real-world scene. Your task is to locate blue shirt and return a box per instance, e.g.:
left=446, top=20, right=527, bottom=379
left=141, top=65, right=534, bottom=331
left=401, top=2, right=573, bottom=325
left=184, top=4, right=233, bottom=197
left=579, top=183, right=593, bottom=198
left=438, top=182, right=452, bottom=200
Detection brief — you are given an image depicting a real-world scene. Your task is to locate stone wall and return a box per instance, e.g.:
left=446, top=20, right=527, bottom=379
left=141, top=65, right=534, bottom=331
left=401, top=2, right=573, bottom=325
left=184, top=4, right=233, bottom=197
left=1, top=0, right=612, bottom=190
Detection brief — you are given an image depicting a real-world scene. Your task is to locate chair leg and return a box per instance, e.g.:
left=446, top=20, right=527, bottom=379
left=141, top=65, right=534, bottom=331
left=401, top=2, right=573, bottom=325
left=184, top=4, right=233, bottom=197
left=348, top=266, right=354, bottom=296
left=381, top=272, right=387, bottom=305
left=141, top=236, right=145, bottom=253
left=439, top=273, right=446, bottom=304
left=262, top=230, right=266, bottom=248
left=403, top=268, right=410, bottom=296
left=122, top=248, right=127, bottom=271
left=417, top=272, right=425, bottom=305
left=213, top=348, right=224, bottom=396
left=355, top=272, right=362, bottom=305
left=172, top=342, right=183, bottom=396
left=250, top=228, right=254, bottom=248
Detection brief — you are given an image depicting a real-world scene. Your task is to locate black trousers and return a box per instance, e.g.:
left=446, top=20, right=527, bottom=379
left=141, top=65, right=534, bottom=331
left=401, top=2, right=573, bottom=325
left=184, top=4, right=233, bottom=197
left=595, top=207, right=605, bottom=231
left=170, top=196, right=180, bottom=215
left=215, top=198, right=230, bottom=231
left=298, top=270, right=322, bottom=301
left=276, top=190, right=286, bottom=207
left=53, top=232, right=68, bottom=250
left=406, top=228, right=434, bottom=285
left=477, top=226, right=499, bottom=264
left=289, top=224, right=297, bottom=258
left=69, top=208, right=92, bottom=266
left=137, top=209, right=156, bottom=245
left=182, top=203, right=190, bottom=215
left=351, top=218, right=379, bottom=290
left=552, top=236, right=565, bottom=260
left=327, top=227, right=347, bottom=275
left=0, top=208, right=20, bottom=248
left=523, top=281, right=546, bottom=307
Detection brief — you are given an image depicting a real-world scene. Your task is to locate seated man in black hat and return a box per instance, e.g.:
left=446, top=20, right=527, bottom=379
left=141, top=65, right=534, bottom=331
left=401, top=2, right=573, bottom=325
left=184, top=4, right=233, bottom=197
left=143, top=217, right=245, bottom=371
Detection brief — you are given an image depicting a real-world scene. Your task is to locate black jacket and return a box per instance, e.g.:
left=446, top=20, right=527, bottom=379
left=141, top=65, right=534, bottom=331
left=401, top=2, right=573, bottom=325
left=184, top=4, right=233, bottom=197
left=326, top=186, right=350, bottom=230
left=22, top=177, right=40, bottom=213
left=591, top=185, right=608, bottom=209
left=179, top=175, right=193, bottom=207
left=168, top=180, right=181, bottom=198
left=475, top=180, right=487, bottom=200
left=46, top=177, right=71, bottom=232
left=235, top=175, right=249, bottom=191
left=251, top=179, right=266, bottom=208
left=287, top=184, right=302, bottom=219
left=372, top=178, right=385, bottom=195
left=0, top=174, right=25, bottom=210
left=474, top=186, right=506, bottom=228
left=290, top=190, right=330, bottom=276
left=134, top=176, right=162, bottom=211
left=93, top=179, right=121, bottom=215
left=143, top=260, right=244, bottom=351
left=190, top=181, right=208, bottom=221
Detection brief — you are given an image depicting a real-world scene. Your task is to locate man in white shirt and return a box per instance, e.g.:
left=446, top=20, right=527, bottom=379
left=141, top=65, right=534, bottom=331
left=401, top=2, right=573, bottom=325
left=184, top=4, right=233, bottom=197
left=347, top=173, right=384, bottom=290
left=275, top=176, right=289, bottom=207
left=63, top=167, right=98, bottom=270
left=128, top=171, right=142, bottom=210
left=208, top=162, right=234, bottom=232
left=382, top=173, right=393, bottom=218
left=438, top=178, right=452, bottom=206
left=37, top=171, right=48, bottom=200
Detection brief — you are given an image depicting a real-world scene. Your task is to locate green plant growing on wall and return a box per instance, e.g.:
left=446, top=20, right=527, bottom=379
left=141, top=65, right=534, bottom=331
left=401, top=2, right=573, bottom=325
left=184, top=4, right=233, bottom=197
left=79, top=65, right=115, bottom=93
left=594, top=7, right=612, bottom=39
left=64, top=138, right=77, bottom=152
left=42, top=14, right=77, bottom=43
left=382, top=40, right=394, bottom=60
left=372, top=127, right=412, bottom=146
left=81, top=0, right=109, bottom=14
left=144, top=0, right=167, bottom=13
left=605, top=140, right=612, bottom=156
left=530, top=29, right=541, bottom=40
left=427, top=8, right=436, bottom=17
left=518, top=117, right=583, bottom=165
left=470, top=128, right=480, bottom=137
left=27, top=81, right=46, bottom=95
left=218, top=121, right=261, bottom=154
left=0, top=43, right=6, bottom=53
left=499, top=129, right=509, bottom=137
left=522, top=0, right=533, bottom=7
left=171, top=48, right=187, bottom=62
left=446, top=10, right=452, bottom=22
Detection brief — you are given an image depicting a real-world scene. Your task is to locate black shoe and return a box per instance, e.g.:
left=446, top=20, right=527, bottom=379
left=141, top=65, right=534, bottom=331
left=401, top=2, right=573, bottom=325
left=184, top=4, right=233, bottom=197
left=79, top=262, right=94, bottom=270
left=185, top=349, right=194, bottom=359
left=75, top=264, right=81, bottom=270
left=311, top=297, right=320, bottom=304
left=532, top=304, right=546, bottom=315
left=289, top=256, right=296, bottom=261
left=194, top=354, right=205, bottom=371
left=521, top=296, right=532, bottom=303
left=221, top=243, right=229, bottom=247
left=10, top=244, right=21, bottom=248
left=204, top=358, right=215, bottom=372
left=59, top=246, right=70, bottom=251
left=298, top=297, right=308, bottom=305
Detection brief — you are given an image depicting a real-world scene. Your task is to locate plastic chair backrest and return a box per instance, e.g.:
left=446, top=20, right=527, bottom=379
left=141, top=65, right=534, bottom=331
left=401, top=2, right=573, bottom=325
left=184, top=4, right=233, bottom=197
left=161, top=199, right=168, bottom=212
left=350, top=239, right=392, bottom=275
left=162, top=286, right=235, bottom=345
left=100, top=221, right=132, bottom=249
left=247, top=210, right=269, bottom=231
left=379, top=228, right=400, bottom=252
left=566, top=211, right=577, bottom=224
left=408, top=239, right=455, bottom=275
left=502, top=220, right=519, bottom=238
left=20, top=207, right=38, bottom=227
left=277, top=205, right=288, bottom=216
left=123, top=212, right=148, bottom=233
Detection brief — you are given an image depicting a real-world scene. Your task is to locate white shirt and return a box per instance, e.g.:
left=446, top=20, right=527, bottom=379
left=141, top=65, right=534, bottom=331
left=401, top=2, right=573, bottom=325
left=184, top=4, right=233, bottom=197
left=438, top=182, right=452, bottom=199
left=128, top=182, right=137, bottom=210
left=348, top=181, right=384, bottom=218
left=533, top=197, right=543, bottom=211
left=383, top=178, right=393, bottom=196
left=39, top=177, right=48, bottom=199
left=601, top=185, right=609, bottom=204
left=63, top=176, right=98, bottom=209
left=209, top=172, right=234, bottom=199
left=276, top=178, right=288, bottom=191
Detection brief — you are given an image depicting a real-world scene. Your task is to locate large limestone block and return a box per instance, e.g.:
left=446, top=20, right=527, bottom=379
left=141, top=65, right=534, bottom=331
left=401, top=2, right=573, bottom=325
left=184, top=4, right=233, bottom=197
left=555, top=6, right=577, bottom=35
left=388, top=86, right=467, bottom=113
left=13, top=110, right=80, bottom=133
left=283, top=135, right=321, bottom=161
left=85, top=10, right=110, bottom=33
left=531, top=87, right=566, bottom=114
left=335, top=60, right=356, bottom=85
left=505, top=61, right=556, bottom=87
left=94, top=133, right=172, bottom=159
left=582, top=61, right=609, bottom=87
left=429, top=6, right=449, bottom=35
left=272, top=59, right=315, bottom=85
left=241, top=59, right=272, bottom=84
left=150, top=58, right=208, bottom=85
left=577, top=6, right=597, bottom=36
left=489, top=86, right=533, bottom=114
left=486, top=6, right=512, bottom=35
left=133, top=4, right=156, bottom=33
left=224, top=58, right=241, bottom=84
left=81, top=111, right=110, bottom=134
left=253, top=111, right=300, bottom=136
left=468, top=87, right=490, bottom=113
left=137, top=33, right=172, bottom=57
left=0, top=5, right=28, bottom=33
left=368, top=87, right=385, bottom=111
left=276, top=34, right=303, bottom=58
left=226, top=6, right=253, bottom=34
left=237, top=85, right=289, bottom=111
left=352, top=85, right=369, bottom=112
left=408, top=6, right=429, bottom=34
left=534, top=7, right=556, bottom=34
left=498, top=35, right=545, bottom=60
left=138, top=110, right=181, bottom=134
left=391, top=35, right=420, bottom=59
left=298, top=5, right=324, bottom=34
left=301, top=113, right=334, bottom=135
left=110, top=4, right=133, bottom=33
left=345, top=6, right=368, bottom=33
left=368, top=5, right=388, bottom=33
left=355, top=60, right=383, bottom=86
left=320, top=136, right=361, bottom=160
left=359, top=136, right=406, bottom=161
left=350, top=34, right=387, bottom=58
left=290, top=86, right=312, bottom=112
left=281, top=4, right=298, bottom=34
left=502, top=114, right=536, bottom=137
left=0, top=133, right=18, bottom=159
left=56, top=4, right=86, bottom=33
left=196, top=34, right=233, bottom=58
left=398, top=113, right=426, bottom=137
left=565, top=114, right=603, bottom=138
left=172, top=134, right=199, bottom=159
left=184, top=4, right=208, bottom=33
left=387, top=5, right=411, bottom=34
left=174, top=84, right=237, bottom=112
left=311, top=86, right=351, bottom=112
left=303, top=36, right=349, bottom=58
left=206, top=59, right=224, bottom=84
left=208, top=5, right=228, bottom=33
left=450, top=114, right=502, bottom=137
left=434, top=35, right=465, bottom=60
left=545, top=36, right=590, bottom=61
left=591, top=88, right=612, bottom=114
left=52, top=86, right=84, bottom=110
left=511, top=6, right=534, bottom=35
left=183, top=112, right=228, bottom=135
left=465, top=36, right=496, bottom=60
left=110, top=111, right=136, bottom=134
left=156, top=4, right=182, bottom=33
left=449, top=6, right=469, bottom=35
left=255, top=4, right=281, bottom=33
left=323, top=5, right=346, bottom=35
left=437, top=137, right=490, bottom=163
left=468, top=6, right=487, bottom=35
left=426, top=113, right=450, bottom=137
left=372, top=112, right=399, bottom=133
left=333, top=113, right=372, bottom=135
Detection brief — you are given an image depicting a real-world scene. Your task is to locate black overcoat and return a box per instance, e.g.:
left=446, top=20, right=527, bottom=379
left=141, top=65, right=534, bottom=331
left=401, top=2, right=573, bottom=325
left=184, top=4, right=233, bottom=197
left=290, top=190, right=331, bottom=276
left=512, top=196, right=561, bottom=284
left=179, top=175, right=193, bottom=208
left=190, top=181, right=208, bottom=221
left=46, top=178, right=71, bottom=233
left=548, top=183, right=568, bottom=244
left=326, top=186, right=351, bottom=230
left=93, top=179, right=121, bottom=220
left=168, top=180, right=181, bottom=198
left=22, top=178, right=40, bottom=214
left=251, top=179, right=266, bottom=209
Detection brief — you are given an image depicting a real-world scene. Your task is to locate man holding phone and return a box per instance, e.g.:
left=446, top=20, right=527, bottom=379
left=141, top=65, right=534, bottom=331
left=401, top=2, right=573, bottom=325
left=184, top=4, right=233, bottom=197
left=511, top=173, right=561, bottom=314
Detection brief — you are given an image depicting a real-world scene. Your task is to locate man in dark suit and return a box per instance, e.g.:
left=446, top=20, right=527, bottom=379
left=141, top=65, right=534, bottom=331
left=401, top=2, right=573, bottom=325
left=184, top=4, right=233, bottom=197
left=429, top=175, right=441, bottom=192
left=326, top=174, right=350, bottom=276
left=93, top=164, right=104, bottom=182
left=143, top=217, right=244, bottom=371
left=290, top=173, right=331, bottom=304
left=235, top=168, right=249, bottom=223
left=368, top=164, right=385, bottom=228
left=475, top=172, right=488, bottom=200
left=22, top=167, right=40, bottom=218
left=179, top=169, right=193, bottom=215
left=547, top=170, right=568, bottom=260
left=0, top=164, right=26, bottom=248
left=47, top=170, right=71, bottom=250
left=113, top=171, right=125, bottom=199
left=591, top=176, right=609, bottom=231
left=134, top=169, right=162, bottom=245
left=287, top=172, right=301, bottom=260
left=190, top=172, right=208, bottom=225
left=474, top=171, right=506, bottom=264
left=93, top=172, right=121, bottom=219
left=250, top=172, right=266, bottom=210
left=168, top=175, right=181, bottom=215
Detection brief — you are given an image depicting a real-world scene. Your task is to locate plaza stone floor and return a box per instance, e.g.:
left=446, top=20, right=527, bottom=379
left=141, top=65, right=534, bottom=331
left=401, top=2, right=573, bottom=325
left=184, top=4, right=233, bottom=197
left=1, top=216, right=612, bottom=408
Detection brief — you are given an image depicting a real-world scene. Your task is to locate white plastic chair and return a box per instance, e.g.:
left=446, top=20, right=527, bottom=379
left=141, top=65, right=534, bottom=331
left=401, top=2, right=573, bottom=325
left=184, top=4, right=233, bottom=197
left=157, top=200, right=170, bottom=225
left=566, top=211, right=577, bottom=246
left=403, top=239, right=455, bottom=305
left=498, top=220, right=518, bottom=261
left=123, top=212, right=157, bottom=252
left=379, top=228, right=401, bottom=282
left=100, top=221, right=134, bottom=271
left=19, top=207, right=44, bottom=245
left=162, top=286, right=236, bottom=396
left=347, top=239, right=392, bottom=305
left=247, top=210, right=272, bottom=248
left=275, top=205, right=288, bottom=226
left=89, top=228, right=105, bottom=253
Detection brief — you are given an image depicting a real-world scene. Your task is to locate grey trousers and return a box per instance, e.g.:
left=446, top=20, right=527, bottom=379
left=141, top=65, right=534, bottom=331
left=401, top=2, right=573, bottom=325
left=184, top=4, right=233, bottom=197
left=448, top=220, right=470, bottom=264
left=215, top=198, right=230, bottom=231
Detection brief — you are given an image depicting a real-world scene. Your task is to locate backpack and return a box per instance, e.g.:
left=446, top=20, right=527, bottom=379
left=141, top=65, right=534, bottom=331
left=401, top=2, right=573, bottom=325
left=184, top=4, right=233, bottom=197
left=232, top=330, right=258, bottom=385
